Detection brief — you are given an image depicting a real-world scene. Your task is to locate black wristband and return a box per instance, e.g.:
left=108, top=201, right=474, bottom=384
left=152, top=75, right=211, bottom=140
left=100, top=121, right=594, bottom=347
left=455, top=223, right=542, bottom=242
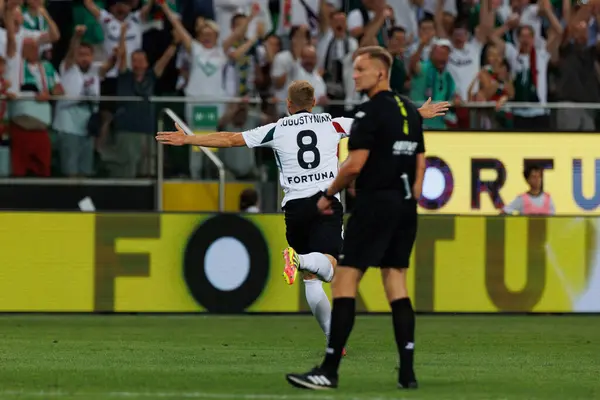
left=321, top=190, right=335, bottom=201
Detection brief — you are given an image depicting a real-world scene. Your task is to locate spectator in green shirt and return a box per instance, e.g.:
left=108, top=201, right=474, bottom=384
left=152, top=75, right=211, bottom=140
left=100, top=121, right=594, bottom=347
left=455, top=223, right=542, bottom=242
left=409, top=38, right=457, bottom=130
left=387, top=27, right=408, bottom=95
left=22, top=0, right=49, bottom=32
left=21, top=0, right=52, bottom=59
left=468, top=0, right=504, bottom=35
left=73, top=1, right=105, bottom=46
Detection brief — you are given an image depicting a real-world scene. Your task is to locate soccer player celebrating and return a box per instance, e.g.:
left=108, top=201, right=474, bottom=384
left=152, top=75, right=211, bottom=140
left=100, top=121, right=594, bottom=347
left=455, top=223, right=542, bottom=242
left=156, top=80, right=447, bottom=351
left=157, top=81, right=352, bottom=347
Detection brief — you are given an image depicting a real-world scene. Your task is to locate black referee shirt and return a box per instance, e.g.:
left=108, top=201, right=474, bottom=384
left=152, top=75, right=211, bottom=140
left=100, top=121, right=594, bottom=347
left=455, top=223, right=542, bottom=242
left=348, top=91, right=425, bottom=196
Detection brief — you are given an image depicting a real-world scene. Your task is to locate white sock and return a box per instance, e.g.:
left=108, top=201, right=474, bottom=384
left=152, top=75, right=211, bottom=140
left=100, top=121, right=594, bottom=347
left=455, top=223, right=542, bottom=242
left=304, top=279, right=331, bottom=342
left=298, top=252, right=334, bottom=282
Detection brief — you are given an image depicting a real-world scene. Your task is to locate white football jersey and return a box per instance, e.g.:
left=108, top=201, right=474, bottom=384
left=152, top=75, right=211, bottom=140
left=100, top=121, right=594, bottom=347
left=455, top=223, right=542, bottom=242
left=242, top=112, right=354, bottom=206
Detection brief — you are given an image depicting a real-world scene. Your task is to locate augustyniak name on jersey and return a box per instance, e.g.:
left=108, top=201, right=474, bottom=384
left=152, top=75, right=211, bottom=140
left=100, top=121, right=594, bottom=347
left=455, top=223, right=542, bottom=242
left=287, top=170, right=335, bottom=184
left=281, top=114, right=332, bottom=126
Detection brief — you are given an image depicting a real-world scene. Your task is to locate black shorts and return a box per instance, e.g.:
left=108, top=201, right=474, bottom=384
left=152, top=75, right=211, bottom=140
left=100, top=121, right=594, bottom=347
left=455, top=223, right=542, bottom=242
left=341, top=192, right=417, bottom=270
left=283, top=192, right=344, bottom=260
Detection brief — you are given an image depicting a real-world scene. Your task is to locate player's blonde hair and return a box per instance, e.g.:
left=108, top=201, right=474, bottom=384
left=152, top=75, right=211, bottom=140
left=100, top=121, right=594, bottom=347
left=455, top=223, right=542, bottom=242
left=287, top=80, right=315, bottom=110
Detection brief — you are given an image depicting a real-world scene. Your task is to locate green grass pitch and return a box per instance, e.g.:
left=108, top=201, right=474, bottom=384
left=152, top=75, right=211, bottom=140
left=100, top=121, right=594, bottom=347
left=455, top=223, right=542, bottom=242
left=0, top=315, right=598, bottom=400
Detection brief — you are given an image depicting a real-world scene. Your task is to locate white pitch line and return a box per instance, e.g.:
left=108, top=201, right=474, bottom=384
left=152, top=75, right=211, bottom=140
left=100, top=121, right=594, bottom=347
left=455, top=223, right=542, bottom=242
left=0, top=390, right=515, bottom=400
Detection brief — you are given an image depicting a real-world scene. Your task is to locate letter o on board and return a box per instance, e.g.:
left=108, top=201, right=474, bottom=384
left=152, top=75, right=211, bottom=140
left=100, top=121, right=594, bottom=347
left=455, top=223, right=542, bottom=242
left=183, top=214, right=270, bottom=313
left=420, top=157, right=454, bottom=210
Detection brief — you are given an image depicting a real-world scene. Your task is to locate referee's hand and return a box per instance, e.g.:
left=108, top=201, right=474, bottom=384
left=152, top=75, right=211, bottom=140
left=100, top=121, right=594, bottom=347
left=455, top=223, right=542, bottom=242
left=418, top=98, right=451, bottom=119
left=317, top=196, right=334, bottom=215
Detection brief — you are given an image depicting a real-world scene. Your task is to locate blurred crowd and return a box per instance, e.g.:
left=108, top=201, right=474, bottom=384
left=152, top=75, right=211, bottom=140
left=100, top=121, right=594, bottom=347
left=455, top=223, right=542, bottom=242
left=0, top=0, right=599, bottom=180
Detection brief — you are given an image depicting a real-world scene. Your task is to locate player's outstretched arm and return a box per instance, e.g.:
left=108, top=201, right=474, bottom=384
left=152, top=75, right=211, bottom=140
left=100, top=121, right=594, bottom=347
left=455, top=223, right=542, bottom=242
left=418, top=98, right=450, bottom=119
left=156, top=123, right=247, bottom=148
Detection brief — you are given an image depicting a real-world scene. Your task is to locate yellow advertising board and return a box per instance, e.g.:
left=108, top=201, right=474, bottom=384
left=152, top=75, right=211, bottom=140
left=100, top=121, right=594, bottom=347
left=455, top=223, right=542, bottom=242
left=0, top=212, right=598, bottom=313
left=162, top=182, right=255, bottom=212
left=339, top=132, right=600, bottom=215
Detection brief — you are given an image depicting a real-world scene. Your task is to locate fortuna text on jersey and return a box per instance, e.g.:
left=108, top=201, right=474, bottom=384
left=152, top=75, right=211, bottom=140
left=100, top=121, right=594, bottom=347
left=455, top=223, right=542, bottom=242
left=287, top=170, right=335, bottom=184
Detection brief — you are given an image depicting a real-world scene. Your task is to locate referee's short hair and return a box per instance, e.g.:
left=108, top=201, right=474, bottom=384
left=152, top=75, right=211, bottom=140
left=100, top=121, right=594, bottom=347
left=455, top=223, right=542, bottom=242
left=355, top=46, right=393, bottom=70
left=288, top=80, right=315, bottom=109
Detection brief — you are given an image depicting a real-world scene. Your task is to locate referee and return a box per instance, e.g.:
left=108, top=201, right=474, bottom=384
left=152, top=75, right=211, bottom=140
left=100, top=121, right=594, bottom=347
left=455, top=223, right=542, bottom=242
left=285, top=46, right=430, bottom=391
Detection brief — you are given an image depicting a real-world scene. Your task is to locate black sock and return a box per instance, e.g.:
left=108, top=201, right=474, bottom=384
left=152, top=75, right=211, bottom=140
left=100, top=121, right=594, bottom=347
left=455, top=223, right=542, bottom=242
left=320, top=297, right=355, bottom=376
left=390, top=297, right=415, bottom=373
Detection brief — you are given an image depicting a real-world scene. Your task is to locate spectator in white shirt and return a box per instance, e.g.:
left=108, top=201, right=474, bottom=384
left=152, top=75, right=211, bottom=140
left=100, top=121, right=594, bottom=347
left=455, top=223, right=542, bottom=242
left=53, top=26, right=114, bottom=178
left=293, top=45, right=327, bottom=112
left=278, top=0, right=325, bottom=40
left=490, top=0, right=562, bottom=130
left=82, top=0, right=154, bottom=145
left=388, top=0, right=421, bottom=41
left=1, top=2, right=60, bottom=88
left=83, top=0, right=154, bottom=76
left=317, top=9, right=358, bottom=117
left=496, top=0, right=544, bottom=48
left=214, top=0, right=272, bottom=43
left=423, top=0, right=457, bottom=24
left=343, top=48, right=361, bottom=111
left=162, top=2, right=250, bottom=119
left=174, top=46, right=190, bottom=93
left=5, top=9, right=63, bottom=177
left=224, top=11, right=266, bottom=98
left=347, top=0, right=395, bottom=46
left=22, top=0, right=53, bottom=58
left=162, top=1, right=254, bottom=179
left=435, top=0, right=491, bottom=127
left=254, top=33, right=282, bottom=122
left=317, top=10, right=358, bottom=74
left=271, top=25, right=310, bottom=116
